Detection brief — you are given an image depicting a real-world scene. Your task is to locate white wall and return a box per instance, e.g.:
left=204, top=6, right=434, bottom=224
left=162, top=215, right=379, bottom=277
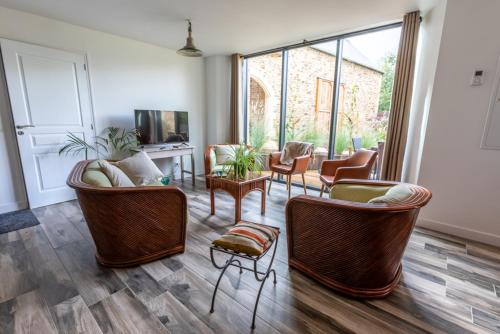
left=205, top=55, right=231, bottom=145
left=414, top=0, right=500, bottom=246
left=0, top=6, right=206, bottom=213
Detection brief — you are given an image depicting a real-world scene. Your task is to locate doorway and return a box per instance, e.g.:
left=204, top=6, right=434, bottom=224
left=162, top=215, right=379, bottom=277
left=0, top=39, right=95, bottom=209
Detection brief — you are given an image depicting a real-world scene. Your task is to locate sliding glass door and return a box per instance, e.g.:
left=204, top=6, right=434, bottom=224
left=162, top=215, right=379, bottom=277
left=245, top=52, right=283, bottom=171
left=243, top=24, right=401, bottom=187
left=285, top=41, right=337, bottom=187
left=335, top=27, right=401, bottom=178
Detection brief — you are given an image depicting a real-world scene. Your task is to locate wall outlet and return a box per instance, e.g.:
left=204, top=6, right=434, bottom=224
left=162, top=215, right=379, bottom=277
left=471, top=69, right=484, bottom=86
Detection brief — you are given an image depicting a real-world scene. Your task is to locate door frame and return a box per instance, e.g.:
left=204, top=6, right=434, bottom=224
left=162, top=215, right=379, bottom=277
left=0, top=38, right=97, bottom=210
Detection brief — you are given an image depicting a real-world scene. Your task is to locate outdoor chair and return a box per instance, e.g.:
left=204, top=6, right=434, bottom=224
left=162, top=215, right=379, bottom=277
left=268, top=141, right=313, bottom=199
left=319, top=149, right=378, bottom=197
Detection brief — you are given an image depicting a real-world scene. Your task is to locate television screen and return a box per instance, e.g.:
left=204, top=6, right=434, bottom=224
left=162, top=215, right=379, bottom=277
left=135, top=110, right=189, bottom=145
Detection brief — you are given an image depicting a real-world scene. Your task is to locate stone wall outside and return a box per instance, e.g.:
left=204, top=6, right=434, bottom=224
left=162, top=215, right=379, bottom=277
left=247, top=46, right=383, bottom=153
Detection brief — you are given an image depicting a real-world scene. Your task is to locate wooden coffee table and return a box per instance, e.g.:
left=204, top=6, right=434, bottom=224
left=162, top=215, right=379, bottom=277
left=207, top=173, right=269, bottom=224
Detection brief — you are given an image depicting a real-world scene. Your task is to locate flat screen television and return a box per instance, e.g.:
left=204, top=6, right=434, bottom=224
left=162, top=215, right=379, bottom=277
left=135, top=110, right=189, bottom=145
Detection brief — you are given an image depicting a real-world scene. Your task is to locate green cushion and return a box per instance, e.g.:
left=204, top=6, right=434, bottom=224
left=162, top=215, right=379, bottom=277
left=330, top=184, right=392, bottom=203
left=86, top=160, right=102, bottom=170
left=82, top=169, right=112, bottom=187
left=368, top=184, right=414, bottom=204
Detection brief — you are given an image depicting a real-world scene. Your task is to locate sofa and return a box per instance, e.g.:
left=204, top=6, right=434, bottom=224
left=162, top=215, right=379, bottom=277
left=286, top=179, right=431, bottom=298
left=67, top=160, right=188, bottom=267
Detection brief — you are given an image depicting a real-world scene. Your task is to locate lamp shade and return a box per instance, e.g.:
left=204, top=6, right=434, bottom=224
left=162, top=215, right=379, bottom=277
left=177, top=20, right=203, bottom=57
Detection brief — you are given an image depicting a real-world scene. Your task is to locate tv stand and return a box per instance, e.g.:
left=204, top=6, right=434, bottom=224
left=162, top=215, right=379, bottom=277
left=132, top=145, right=195, bottom=185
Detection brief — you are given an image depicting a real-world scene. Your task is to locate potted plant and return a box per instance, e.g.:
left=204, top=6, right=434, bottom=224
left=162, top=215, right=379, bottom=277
left=59, top=127, right=138, bottom=160
left=222, top=145, right=263, bottom=179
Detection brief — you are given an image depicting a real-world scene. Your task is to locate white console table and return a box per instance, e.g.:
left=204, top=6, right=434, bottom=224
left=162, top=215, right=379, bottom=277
left=133, top=145, right=195, bottom=185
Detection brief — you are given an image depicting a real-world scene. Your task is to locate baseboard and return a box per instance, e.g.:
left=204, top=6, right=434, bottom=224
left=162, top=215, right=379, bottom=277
left=417, top=217, right=500, bottom=247
left=0, top=200, right=28, bottom=214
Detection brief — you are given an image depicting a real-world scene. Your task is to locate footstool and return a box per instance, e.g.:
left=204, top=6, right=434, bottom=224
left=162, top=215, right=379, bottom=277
left=209, top=220, right=280, bottom=329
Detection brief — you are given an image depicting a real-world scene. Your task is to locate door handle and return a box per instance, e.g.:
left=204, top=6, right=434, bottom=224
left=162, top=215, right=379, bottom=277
left=16, top=124, right=35, bottom=129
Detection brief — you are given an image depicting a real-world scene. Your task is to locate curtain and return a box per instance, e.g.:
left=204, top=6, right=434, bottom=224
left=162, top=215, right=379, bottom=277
left=230, top=54, right=242, bottom=144
left=381, top=11, right=421, bottom=181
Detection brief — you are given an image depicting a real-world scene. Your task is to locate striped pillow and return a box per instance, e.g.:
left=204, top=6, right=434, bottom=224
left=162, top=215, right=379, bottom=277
left=212, top=221, right=279, bottom=256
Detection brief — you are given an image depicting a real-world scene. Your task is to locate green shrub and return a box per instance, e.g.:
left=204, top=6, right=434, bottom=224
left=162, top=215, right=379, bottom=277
left=249, top=121, right=266, bottom=152
left=335, top=128, right=350, bottom=155
left=361, top=130, right=378, bottom=149
left=300, top=124, right=328, bottom=148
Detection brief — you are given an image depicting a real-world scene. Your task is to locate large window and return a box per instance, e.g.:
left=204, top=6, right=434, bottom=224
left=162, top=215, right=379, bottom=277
left=243, top=25, right=401, bottom=187
left=246, top=52, right=282, bottom=171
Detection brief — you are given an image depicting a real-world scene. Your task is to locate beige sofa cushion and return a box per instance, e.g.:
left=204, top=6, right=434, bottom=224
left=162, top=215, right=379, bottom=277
left=113, top=151, right=163, bottom=186
left=368, top=184, right=414, bottom=204
left=213, top=145, right=239, bottom=165
left=98, top=160, right=135, bottom=187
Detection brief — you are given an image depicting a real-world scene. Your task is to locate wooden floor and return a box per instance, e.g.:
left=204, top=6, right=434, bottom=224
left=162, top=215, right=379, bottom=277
left=1, top=176, right=500, bottom=333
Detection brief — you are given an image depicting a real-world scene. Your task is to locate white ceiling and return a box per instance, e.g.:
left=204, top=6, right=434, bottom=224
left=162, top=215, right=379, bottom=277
left=0, top=0, right=437, bottom=56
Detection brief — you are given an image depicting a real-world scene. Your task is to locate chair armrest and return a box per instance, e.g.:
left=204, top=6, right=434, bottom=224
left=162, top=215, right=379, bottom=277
left=204, top=145, right=215, bottom=176
left=269, top=152, right=282, bottom=167
left=333, top=165, right=372, bottom=182
left=320, top=159, right=346, bottom=176
left=291, top=154, right=311, bottom=173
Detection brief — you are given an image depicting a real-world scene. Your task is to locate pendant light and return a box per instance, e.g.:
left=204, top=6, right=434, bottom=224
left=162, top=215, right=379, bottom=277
left=177, top=19, right=203, bottom=57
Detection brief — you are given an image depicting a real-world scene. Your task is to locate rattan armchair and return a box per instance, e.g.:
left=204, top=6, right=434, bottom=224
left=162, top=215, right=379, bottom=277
left=286, top=179, right=431, bottom=298
left=67, top=160, right=188, bottom=267
left=319, top=149, right=378, bottom=197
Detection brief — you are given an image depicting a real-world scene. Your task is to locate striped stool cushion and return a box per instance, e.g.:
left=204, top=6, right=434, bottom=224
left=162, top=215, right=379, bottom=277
left=212, top=221, right=279, bottom=256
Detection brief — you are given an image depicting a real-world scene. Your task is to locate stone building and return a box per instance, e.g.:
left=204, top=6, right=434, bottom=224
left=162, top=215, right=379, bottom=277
left=247, top=40, right=383, bottom=153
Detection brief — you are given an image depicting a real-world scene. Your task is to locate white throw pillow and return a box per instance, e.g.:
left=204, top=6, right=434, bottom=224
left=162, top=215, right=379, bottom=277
left=113, top=151, right=163, bottom=186
left=97, top=160, right=135, bottom=187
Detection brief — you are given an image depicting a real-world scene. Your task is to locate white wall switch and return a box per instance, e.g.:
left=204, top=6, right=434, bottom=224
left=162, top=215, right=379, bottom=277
left=471, top=69, right=484, bottom=86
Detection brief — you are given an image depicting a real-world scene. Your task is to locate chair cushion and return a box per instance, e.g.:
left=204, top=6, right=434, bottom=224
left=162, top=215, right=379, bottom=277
left=271, top=164, right=293, bottom=174
left=113, top=151, right=163, bottom=186
left=98, top=160, right=135, bottom=187
left=330, top=184, right=392, bottom=203
left=213, top=145, right=239, bottom=165
left=85, top=160, right=102, bottom=171
left=212, top=221, right=279, bottom=256
left=82, top=169, right=112, bottom=187
left=280, top=141, right=313, bottom=165
left=368, top=184, right=414, bottom=204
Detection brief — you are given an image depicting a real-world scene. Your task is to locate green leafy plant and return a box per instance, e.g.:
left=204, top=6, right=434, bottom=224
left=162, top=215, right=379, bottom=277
left=222, top=144, right=263, bottom=179
left=361, top=130, right=378, bottom=149
left=59, top=127, right=138, bottom=160
left=249, top=120, right=266, bottom=152
left=334, top=128, right=350, bottom=155
left=300, top=123, right=328, bottom=149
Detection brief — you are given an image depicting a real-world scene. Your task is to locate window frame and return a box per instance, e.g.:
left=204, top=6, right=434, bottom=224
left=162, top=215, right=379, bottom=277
left=242, top=21, right=403, bottom=189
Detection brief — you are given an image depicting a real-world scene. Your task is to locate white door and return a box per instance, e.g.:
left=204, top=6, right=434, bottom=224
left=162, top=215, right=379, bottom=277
left=1, top=39, right=94, bottom=208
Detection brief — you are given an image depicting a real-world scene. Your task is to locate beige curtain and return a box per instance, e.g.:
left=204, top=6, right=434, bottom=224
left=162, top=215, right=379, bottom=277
left=381, top=11, right=421, bottom=181
left=230, top=54, right=242, bottom=144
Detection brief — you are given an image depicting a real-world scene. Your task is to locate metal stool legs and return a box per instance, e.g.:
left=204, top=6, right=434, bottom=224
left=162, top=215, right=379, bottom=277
left=209, top=237, right=279, bottom=329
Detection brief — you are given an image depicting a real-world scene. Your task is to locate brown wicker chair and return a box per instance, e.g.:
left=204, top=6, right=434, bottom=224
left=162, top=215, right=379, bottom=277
left=319, top=149, right=378, bottom=197
left=286, top=179, right=431, bottom=298
left=67, top=160, right=188, bottom=267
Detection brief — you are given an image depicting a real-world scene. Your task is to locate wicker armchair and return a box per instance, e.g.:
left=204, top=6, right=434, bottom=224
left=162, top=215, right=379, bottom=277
left=67, top=160, right=188, bottom=267
left=319, top=149, right=378, bottom=197
left=286, top=179, right=431, bottom=298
